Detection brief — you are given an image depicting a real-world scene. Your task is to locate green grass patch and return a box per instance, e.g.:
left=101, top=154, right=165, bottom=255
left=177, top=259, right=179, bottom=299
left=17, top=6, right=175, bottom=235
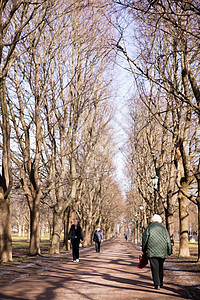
left=12, top=241, right=50, bottom=249
left=12, top=235, right=27, bottom=241
left=12, top=234, right=51, bottom=241
left=12, top=241, right=29, bottom=248
left=174, top=241, right=198, bottom=247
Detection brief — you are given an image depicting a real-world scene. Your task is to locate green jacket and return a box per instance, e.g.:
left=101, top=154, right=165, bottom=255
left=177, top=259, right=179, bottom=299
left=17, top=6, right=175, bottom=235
left=142, top=222, right=172, bottom=259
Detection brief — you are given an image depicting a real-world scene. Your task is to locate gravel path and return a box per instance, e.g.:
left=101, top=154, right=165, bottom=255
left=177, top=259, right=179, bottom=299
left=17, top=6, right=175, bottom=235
left=0, top=237, right=199, bottom=299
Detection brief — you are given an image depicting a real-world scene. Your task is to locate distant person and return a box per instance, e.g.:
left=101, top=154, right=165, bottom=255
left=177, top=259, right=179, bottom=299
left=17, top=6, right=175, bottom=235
left=142, top=214, right=172, bottom=290
left=68, top=220, right=84, bottom=262
left=125, top=234, right=128, bottom=241
left=93, top=228, right=103, bottom=252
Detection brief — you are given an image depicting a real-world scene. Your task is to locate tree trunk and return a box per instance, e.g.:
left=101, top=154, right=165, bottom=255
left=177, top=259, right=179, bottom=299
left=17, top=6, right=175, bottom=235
left=137, top=221, right=140, bottom=244
left=0, top=78, right=13, bottom=263
left=27, top=223, right=30, bottom=243
left=179, top=183, right=190, bottom=257
left=166, top=153, right=177, bottom=243
left=0, top=187, right=12, bottom=262
left=198, top=200, right=200, bottom=262
left=84, top=220, right=92, bottom=246
left=166, top=195, right=174, bottom=243
left=196, top=163, right=200, bottom=262
left=63, top=207, right=71, bottom=251
left=50, top=207, right=65, bottom=254
left=29, top=194, right=41, bottom=256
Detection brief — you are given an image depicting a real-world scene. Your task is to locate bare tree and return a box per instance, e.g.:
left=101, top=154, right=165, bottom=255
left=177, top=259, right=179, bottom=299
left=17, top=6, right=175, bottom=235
left=6, top=1, right=58, bottom=255
left=114, top=0, right=200, bottom=257
left=40, top=0, right=117, bottom=252
left=0, top=0, right=51, bottom=262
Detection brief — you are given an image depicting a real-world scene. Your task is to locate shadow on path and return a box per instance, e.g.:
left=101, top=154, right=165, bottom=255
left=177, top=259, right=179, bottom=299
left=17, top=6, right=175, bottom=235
left=0, top=237, right=196, bottom=300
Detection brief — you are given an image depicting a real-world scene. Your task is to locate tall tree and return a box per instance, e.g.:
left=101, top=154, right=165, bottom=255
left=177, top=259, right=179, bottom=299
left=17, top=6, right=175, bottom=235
left=41, top=0, right=116, bottom=252
left=0, top=0, right=50, bottom=262
left=114, top=0, right=200, bottom=257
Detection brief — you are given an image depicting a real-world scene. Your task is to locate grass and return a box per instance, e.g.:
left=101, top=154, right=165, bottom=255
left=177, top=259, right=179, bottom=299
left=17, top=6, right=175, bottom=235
left=12, top=241, right=51, bottom=248
left=12, top=242, right=29, bottom=248
left=12, top=234, right=51, bottom=241
left=12, top=234, right=51, bottom=250
left=174, top=241, right=198, bottom=247
left=172, top=241, right=198, bottom=260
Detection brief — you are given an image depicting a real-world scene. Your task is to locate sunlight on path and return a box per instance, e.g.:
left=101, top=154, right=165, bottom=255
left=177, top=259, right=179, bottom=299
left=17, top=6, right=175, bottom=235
left=0, top=238, right=188, bottom=300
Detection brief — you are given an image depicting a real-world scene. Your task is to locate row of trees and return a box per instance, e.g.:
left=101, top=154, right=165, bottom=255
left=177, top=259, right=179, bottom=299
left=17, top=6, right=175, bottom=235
left=2, top=0, right=198, bottom=264
left=0, top=0, right=124, bottom=263
left=114, top=0, right=200, bottom=259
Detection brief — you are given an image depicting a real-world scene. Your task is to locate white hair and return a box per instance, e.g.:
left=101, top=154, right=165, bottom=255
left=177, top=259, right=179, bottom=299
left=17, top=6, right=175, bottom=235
left=151, top=214, right=162, bottom=223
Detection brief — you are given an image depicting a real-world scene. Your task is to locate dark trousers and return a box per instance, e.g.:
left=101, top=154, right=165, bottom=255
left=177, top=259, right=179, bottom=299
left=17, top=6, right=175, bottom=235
left=72, top=239, right=79, bottom=260
left=149, top=257, right=165, bottom=287
left=95, top=241, right=101, bottom=252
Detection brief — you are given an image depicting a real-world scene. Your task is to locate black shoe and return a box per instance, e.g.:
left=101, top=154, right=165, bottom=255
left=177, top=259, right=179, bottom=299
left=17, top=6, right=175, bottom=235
left=160, top=284, right=163, bottom=288
left=154, top=285, right=160, bottom=290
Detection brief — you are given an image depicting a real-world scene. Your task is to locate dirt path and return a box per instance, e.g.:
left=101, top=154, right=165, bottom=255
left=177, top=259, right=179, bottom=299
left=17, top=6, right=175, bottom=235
left=0, top=237, right=197, bottom=299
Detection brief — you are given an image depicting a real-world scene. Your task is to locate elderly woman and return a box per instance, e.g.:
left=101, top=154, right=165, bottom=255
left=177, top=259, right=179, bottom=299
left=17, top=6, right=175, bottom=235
left=142, top=214, right=172, bottom=290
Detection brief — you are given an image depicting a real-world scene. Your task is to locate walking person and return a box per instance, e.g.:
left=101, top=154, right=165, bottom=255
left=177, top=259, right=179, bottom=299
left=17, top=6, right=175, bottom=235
left=68, top=220, right=84, bottom=262
left=142, top=214, right=172, bottom=290
left=93, top=228, right=103, bottom=253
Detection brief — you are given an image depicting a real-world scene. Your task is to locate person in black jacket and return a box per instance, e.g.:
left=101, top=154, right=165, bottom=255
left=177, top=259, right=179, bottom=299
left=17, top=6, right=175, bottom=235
left=68, top=220, right=84, bottom=262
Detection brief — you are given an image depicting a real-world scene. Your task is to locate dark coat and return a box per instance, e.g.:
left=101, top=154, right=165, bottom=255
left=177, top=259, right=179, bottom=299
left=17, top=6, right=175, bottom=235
left=68, top=224, right=84, bottom=243
left=142, top=222, right=172, bottom=259
left=93, top=230, right=103, bottom=242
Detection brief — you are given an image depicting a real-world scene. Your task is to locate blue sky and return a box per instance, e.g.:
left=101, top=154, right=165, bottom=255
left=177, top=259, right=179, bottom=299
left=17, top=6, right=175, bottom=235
left=111, top=55, right=135, bottom=198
